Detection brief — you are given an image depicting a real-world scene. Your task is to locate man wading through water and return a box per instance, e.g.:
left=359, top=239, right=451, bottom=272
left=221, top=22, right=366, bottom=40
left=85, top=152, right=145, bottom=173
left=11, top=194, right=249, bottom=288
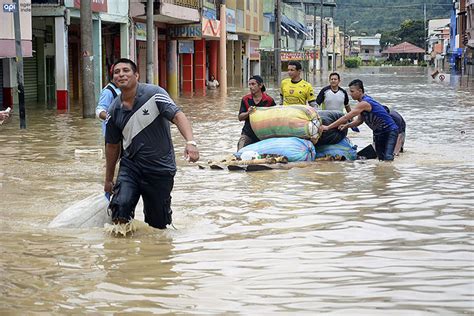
left=319, top=79, right=399, bottom=161
left=104, top=58, right=199, bottom=229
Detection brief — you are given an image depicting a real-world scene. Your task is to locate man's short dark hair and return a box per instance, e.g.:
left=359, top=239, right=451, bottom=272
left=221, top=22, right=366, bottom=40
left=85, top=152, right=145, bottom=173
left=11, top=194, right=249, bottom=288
left=329, top=72, right=340, bottom=80
left=349, top=79, right=365, bottom=93
left=288, top=60, right=302, bottom=70
left=112, top=58, right=138, bottom=74
left=249, top=75, right=266, bottom=92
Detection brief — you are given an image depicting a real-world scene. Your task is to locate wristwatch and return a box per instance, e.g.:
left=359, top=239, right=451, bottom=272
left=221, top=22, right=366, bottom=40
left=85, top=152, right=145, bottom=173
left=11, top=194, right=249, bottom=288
left=186, top=140, right=197, bottom=147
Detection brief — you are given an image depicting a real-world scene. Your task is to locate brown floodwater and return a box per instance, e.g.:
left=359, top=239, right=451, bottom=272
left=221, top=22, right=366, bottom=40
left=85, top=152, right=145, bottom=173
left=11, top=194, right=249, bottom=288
left=0, top=67, right=473, bottom=314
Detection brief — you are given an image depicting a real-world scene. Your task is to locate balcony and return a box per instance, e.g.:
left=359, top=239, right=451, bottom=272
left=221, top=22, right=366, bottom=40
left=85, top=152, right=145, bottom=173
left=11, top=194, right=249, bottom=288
left=157, top=0, right=199, bottom=23
left=160, top=0, right=199, bottom=10
left=131, top=0, right=200, bottom=24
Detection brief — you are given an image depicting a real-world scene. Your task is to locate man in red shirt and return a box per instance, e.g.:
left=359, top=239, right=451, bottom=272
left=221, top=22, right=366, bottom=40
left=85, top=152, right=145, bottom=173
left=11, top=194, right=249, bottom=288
left=237, top=75, right=276, bottom=150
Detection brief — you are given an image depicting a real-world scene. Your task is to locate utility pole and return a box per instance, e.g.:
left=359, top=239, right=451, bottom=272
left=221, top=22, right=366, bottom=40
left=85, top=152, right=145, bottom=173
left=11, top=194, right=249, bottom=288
left=274, top=0, right=282, bottom=85
left=343, top=20, right=346, bottom=66
left=13, top=0, right=26, bottom=128
left=80, top=0, right=95, bottom=118
left=313, top=4, right=317, bottom=75
left=331, top=6, right=336, bottom=71
left=320, top=0, right=323, bottom=73
left=146, top=0, right=154, bottom=83
left=423, top=2, right=427, bottom=52
left=219, top=0, right=227, bottom=93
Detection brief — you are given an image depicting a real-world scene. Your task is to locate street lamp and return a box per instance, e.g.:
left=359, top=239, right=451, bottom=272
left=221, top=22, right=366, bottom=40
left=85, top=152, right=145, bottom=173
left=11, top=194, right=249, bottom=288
left=349, top=21, right=359, bottom=29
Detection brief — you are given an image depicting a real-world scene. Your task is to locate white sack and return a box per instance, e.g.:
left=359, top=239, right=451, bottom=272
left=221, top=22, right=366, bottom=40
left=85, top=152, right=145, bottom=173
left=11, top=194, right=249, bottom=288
left=48, top=194, right=112, bottom=228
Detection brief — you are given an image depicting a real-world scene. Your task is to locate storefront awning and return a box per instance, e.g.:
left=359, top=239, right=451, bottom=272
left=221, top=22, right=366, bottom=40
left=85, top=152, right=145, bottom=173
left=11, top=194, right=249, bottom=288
left=264, top=13, right=310, bottom=37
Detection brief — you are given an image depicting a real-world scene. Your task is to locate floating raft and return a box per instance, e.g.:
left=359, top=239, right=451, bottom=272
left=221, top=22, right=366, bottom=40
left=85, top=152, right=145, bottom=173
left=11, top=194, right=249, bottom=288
left=198, top=155, right=341, bottom=172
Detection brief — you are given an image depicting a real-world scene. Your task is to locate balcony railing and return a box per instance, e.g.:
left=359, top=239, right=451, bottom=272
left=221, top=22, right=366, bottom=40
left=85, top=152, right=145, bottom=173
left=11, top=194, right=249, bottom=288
left=160, top=0, right=200, bottom=10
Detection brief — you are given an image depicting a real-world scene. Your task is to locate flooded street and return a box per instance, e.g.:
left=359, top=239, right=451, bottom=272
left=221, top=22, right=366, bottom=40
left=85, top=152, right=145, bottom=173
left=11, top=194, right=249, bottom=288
left=1, top=67, right=473, bottom=314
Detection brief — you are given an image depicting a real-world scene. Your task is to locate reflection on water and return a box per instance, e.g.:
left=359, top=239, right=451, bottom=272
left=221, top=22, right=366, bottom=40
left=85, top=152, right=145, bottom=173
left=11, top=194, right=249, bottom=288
left=0, top=67, right=473, bottom=314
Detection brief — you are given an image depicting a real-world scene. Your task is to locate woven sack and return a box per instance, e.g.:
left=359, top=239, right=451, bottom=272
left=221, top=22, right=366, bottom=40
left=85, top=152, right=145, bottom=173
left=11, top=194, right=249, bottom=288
left=250, top=105, right=322, bottom=144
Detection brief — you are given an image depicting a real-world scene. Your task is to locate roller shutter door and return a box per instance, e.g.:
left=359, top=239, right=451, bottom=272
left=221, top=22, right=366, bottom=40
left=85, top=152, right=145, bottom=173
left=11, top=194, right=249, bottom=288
left=23, top=54, right=38, bottom=102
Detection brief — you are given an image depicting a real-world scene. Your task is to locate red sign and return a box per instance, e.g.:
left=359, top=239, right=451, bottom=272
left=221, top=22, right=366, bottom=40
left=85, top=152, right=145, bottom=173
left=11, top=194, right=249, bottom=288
left=249, top=40, right=260, bottom=60
left=74, top=0, right=108, bottom=13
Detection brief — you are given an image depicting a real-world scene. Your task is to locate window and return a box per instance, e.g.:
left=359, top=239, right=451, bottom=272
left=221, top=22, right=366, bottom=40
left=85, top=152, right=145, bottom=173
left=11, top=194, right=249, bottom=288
left=365, top=49, right=369, bottom=54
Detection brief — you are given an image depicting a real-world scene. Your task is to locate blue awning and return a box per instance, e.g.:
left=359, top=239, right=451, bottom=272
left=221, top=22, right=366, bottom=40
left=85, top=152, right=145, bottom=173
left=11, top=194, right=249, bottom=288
left=264, top=13, right=310, bottom=36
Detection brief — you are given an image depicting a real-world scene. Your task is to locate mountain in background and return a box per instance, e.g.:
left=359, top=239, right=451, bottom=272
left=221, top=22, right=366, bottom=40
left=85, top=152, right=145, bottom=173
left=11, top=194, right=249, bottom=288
left=332, top=0, right=452, bottom=34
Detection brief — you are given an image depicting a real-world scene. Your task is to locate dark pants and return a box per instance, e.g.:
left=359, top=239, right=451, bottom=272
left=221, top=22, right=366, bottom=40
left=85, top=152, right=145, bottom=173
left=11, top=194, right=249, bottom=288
left=373, top=129, right=399, bottom=161
left=109, top=163, right=174, bottom=229
left=237, top=134, right=256, bottom=151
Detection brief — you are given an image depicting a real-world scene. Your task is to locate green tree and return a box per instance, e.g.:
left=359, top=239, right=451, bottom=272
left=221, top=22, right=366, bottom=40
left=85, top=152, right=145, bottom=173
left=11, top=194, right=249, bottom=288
left=399, top=20, right=425, bottom=48
left=380, top=19, right=425, bottom=49
left=380, top=30, right=400, bottom=49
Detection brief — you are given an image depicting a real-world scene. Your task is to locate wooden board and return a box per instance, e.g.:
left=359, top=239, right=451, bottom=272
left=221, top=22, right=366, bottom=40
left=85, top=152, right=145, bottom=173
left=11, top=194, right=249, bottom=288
left=197, top=156, right=337, bottom=172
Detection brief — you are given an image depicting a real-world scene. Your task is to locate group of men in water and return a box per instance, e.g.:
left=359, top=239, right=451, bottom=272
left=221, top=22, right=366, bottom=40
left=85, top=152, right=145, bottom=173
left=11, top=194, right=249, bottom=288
left=238, top=60, right=406, bottom=161
left=95, top=58, right=405, bottom=231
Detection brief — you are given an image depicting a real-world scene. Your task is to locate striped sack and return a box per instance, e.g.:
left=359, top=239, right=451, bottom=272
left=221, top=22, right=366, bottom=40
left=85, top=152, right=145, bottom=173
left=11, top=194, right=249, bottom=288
left=236, top=137, right=316, bottom=162
left=250, top=105, right=322, bottom=144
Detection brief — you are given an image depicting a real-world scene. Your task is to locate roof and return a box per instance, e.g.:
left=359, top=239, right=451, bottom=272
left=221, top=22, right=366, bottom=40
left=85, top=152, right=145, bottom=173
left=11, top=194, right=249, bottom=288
left=382, top=42, right=425, bottom=54
left=428, top=19, right=450, bottom=31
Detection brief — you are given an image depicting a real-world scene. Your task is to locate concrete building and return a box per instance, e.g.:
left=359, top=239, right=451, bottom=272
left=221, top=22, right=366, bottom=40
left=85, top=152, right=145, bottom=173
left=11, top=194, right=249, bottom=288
left=427, top=19, right=450, bottom=70
left=226, top=0, right=265, bottom=87
left=1, top=0, right=33, bottom=110
left=129, top=0, right=201, bottom=96
left=22, top=0, right=130, bottom=110
left=129, top=0, right=264, bottom=94
left=260, top=0, right=310, bottom=77
left=352, top=34, right=384, bottom=64
left=465, top=0, right=473, bottom=75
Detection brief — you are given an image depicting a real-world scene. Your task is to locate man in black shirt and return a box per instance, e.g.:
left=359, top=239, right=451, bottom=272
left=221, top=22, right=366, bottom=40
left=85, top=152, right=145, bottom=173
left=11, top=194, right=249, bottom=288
left=105, top=58, right=199, bottom=229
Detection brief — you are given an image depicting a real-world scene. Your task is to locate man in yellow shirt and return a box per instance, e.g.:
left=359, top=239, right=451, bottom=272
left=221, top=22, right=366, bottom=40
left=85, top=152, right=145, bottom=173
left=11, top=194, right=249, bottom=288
left=280, top=61, right=317, bottom=107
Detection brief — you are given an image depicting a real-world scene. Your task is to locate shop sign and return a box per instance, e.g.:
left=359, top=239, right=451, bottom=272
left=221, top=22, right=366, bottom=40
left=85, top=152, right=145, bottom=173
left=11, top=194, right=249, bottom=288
left=281, top=51, right=319, bottom=61
left=178, top=40, right=194, bottom=54
left=74, top=0, right=108, bottom=13
left=226, top=8, right=236, bottom=33
left=249, top=40, right=260, bottom=60
left=202, top=7, right=216, bottom=20
left=135, top=22, right=146, bottom=41
left=202, top=17, right=220, bottom=38
left=227, top=33, right=238, bottom=41
left=168, top=24, right=201, bottom=39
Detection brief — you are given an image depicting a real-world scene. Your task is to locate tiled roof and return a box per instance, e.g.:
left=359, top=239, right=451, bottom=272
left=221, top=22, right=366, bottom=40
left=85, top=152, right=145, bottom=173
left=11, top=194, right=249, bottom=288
left=382, top=42, right=425, bottom=54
